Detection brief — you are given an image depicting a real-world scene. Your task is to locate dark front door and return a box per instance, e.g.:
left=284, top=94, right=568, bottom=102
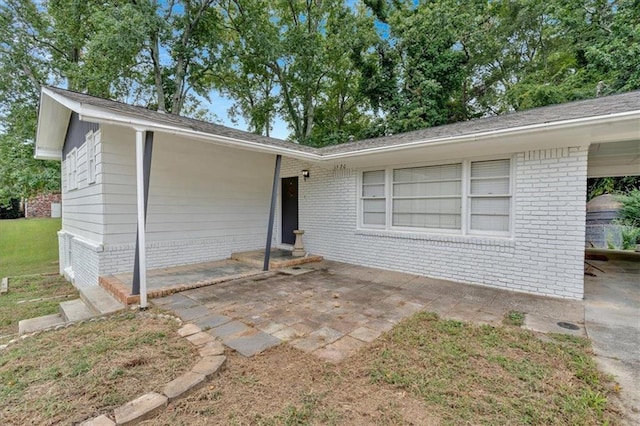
left=281, top=177, right=298, bottom=245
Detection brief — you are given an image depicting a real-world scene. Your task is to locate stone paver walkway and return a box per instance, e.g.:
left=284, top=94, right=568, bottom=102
left=153, top=260, right=585, bottom=362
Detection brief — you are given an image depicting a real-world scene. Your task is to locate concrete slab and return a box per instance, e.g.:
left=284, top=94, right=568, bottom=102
left=163, top=371, right=206, bottom=402
left=313, top=335, right=365, bottom=363
left=192, top=314, right=232, bottom=330
left=114, top=392, right=167, bottom=425
left=60, top=299, right=93, bottom=322
left=224, top=330, right=281, bottom=357
left=79, top=414, right=115, bottom=426
left=349, top=326, right=383, bottom=343
left=177, top=323, right=201, bottom=337
left=199, top=341, right=225, bottom=357
left=0, top=277, right=8, bottom=294
left=171, top=304, right=211, bottom=322
left=185, top=332, right=216, bottom=347
left=523, top=313, right=586, bottom=337
left=18, top=313, right=65, bottom=335
left=290, top=326, right=344, bottom=353
left=152, top=293, right=196, bottom=307
left=80, top=286, right=123, bottom=316
left=208, top=320, right=251, bottom=340
left=191, top=355, right=227, bottom=377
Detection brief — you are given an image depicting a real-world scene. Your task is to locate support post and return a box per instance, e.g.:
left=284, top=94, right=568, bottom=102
left=133, top=132, right=154, bottom=297
left=263, top=155, right=282, bottom=271
left=133, top=129, right=152, bottom=308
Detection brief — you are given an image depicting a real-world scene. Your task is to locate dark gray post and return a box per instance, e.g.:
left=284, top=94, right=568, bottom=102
left=263, top=155, right=282, bottom=271
left=132, top=131, right=154, bottom=295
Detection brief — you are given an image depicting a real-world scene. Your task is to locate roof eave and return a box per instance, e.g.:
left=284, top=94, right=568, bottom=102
left=77, top=106, right=322, bottom=163
left=320, top=110, right=640, bottom=160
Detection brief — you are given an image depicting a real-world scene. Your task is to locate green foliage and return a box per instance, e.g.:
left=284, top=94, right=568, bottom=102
left=1, top=0, right=639, bottom=198
left=588, top=177, right=640, bottom=200
left=615, top=189, right=640, bottom=228
left=613, top=189, right=640, bottom=249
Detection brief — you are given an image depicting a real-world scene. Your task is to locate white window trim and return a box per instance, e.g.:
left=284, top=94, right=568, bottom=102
left=86, top=130, right=96, bottom=184
left=357, top=155, right=515, bottom=238
left=67, top=148, right=78, bottom=191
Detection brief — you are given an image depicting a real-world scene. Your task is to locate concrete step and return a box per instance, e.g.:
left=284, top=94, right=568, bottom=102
left=19, top=313, right=65, bottom=335
left=80, top=286, right=125, bottom=316
left=60, top=299, right=94, bottom=322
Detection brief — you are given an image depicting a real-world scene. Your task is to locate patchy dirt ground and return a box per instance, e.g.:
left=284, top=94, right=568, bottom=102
left=145, top=312, right=622, bottom=426
left=0, top=311, right=197, bottom=425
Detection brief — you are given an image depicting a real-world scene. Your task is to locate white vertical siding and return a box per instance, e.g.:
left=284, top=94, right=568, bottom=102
left=61, top=129, right=105, bottom=245
left=98, top=126, right=275, bottom=273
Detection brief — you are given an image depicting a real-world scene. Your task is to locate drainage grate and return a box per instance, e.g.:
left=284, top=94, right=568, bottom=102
left=557, top=321, right=580, bottom=330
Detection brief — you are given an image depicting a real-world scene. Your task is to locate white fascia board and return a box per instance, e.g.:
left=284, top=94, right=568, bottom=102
left=77, top=107, right=322, bottom=163
left=34, top=147, right=63, bottom=160
left=320, top=111, right=640, bottom=161
left=41, top=87, right=83, bottom=111
left=35, top=89, right=75, bottom=160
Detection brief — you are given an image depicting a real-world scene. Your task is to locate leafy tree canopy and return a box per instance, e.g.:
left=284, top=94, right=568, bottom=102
left=1, top=0, right=639, bottom=205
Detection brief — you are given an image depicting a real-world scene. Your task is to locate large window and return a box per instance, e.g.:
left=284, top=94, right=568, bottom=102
left=361, top=170, right=386, bottom=226
left=360, top=158, right=512, bottom=236
left=392, top=163, right=462, bottom=229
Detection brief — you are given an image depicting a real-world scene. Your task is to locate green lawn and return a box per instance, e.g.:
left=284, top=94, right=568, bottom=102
left=0, top=218, right=61, bottom=277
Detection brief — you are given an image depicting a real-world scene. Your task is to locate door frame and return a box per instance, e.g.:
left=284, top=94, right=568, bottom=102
left=279, top=176, right=299, bottom=246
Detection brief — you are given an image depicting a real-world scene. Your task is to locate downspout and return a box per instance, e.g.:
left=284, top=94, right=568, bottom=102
left=263, top=155, right=282, bottom=271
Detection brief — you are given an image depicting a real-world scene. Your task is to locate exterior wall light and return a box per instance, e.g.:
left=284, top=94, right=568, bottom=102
left=302, top=170, right=310, bottom=180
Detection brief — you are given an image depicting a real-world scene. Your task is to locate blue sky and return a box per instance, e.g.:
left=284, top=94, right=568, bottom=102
left=203, top=91, right=290, bottom=140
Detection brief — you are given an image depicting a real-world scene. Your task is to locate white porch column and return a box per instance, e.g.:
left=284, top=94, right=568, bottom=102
left=135, top=128, right=148, bottom=308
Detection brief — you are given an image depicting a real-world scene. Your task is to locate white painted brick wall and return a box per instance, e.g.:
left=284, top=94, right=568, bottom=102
left=58, top=231, right=101, bottom=289
left=279, top=146, right=588, bottom=299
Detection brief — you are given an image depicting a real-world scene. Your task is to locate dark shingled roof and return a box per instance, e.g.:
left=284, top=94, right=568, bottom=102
left=318, top=90, right=640, bottom=155
left=48, top=86, right=640, bottom=157
left=46, top=86, right=317, bottom=155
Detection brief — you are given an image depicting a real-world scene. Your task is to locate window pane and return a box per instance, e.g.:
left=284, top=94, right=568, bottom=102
left=363, top=199, right=385, bottom=213
left=394, top=198, right=461, bottom=215
left=470, top=178, right=509, bottom=195
left=364, top=212, right=386, bottom=225
left=394, top=163, right=461, bottom=183
left=471, top=197, right=510, bottom=215
left=471, top=159, right=510, bottom=178
left=393, top=213, right=461, bottom=229
left=394, top=180, right=461, bottom=197
left=363, top=170, right=385, bottom=184
left=363, top=184, right=385, bottom=197
left=471, top=214, right=509, bottom=231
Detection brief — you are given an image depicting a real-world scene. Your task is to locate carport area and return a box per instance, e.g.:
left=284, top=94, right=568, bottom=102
left=584, top=252, right=640, bottom=423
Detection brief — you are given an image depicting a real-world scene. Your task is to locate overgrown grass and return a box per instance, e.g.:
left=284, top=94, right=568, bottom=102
left=370, top=312, right=621, bottom=425
left=0, top=310, right=197, bottom=425
left=0, top=275, right=77, bottom=343
left=503, top=310, right=525, bottom=326
left=0, top=218, right=61, bottom=277
left=148, top=311, right=623, bottom=425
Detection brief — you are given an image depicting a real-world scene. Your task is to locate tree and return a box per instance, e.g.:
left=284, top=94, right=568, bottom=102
left=210, top=0, right=379, bottom=145
left=0, top=0, right=222, bottom=204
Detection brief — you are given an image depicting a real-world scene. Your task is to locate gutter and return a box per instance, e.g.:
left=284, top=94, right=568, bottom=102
left=38, top=87, right=640, bottom=163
